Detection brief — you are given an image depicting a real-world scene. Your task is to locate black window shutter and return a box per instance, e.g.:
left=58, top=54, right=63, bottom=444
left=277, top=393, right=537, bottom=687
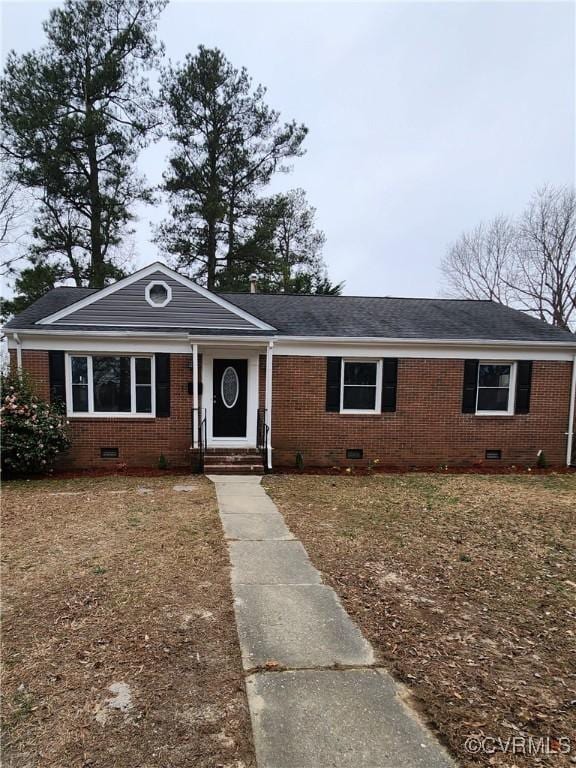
left=155, top=353, right=171, bottom=417
left=325, top=357, right=341, bottom=412
left=515, top=361, right=532, bottom=414
left=462, top=360, right=479, bottom=413
left=48, top=351, right=66, bottom=405
left=381, top=358, right=398, bottom=412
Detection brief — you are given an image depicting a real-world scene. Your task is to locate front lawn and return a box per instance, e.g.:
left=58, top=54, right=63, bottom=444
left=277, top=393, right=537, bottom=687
left=264, top=473, right=576, bottom=768
left=2, top=476, right=255, bottom=768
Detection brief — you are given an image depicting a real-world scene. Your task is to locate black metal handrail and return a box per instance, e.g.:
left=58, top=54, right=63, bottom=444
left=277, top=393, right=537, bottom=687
left=257, top=408, right=270, bottom=471
left=192, top=407, right=207, bottom=471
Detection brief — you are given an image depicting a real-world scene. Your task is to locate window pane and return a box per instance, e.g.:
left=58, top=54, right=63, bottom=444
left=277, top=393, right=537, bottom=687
left=149, top=283, right=168, bottom=304
left=136, top=386, right=152, bottom=413
left=135, top=358, right=151, bottom=385
left=93, top=357, right=131, bottom=412
left=477, top=387, right=510, bottom=411
left=72, top=384, right=88, bottom=412
left=71, top=357, right=88, bottom=385
left=344, top=362, right=377, bottom=386
left=479, top=364, right=510, bottom=388
left=343, top=385, right=376, bottom=410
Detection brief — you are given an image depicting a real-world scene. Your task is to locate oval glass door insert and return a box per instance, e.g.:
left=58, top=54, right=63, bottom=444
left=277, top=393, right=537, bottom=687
left=221, top=366, right=239, bottom=409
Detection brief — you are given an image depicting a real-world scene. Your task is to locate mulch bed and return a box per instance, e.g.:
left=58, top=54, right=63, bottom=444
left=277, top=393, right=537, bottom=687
left=264, top=473, right=576, bottom=768
left=2, top=475, right=256, bottom=768
left=273, top=465, right=576, bottom=476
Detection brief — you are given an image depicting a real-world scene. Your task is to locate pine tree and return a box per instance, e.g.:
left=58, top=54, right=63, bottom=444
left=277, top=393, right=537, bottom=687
left=223, top=189, right=342, bottom=295
left=158, top=46, right=307, bottom=289
left=1, top=0, right=166, bottom=289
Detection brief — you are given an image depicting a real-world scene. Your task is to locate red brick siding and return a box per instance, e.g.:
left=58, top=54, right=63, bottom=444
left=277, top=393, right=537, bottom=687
left=269, top=356, right=573, bottom=468
left=16, top=351, right=195, bottom=469
left=14, top=350, right=574, bottom=469
left=15, top=350, right=51, bottom=400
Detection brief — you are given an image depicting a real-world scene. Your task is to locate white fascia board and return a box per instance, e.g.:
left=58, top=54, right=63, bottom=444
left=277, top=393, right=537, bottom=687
left=273, top=336, right=576, bottom=361
left=36, top=261, right=276, bottom=331
left=274, top=334, right=576, bottom=348
left=7, top=329, right=190, bottom=354
left=5, top=328, right=274, bottom=353
left=6, top=328, right=575, bottom=360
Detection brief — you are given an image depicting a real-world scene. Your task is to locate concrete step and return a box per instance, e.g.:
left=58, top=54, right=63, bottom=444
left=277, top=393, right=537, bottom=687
left=204, top=463, right=263, bottom=475
left=206, top=454, right=262, bottom=465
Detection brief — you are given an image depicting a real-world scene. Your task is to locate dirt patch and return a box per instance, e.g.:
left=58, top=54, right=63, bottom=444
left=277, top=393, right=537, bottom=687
left=264, top=473, right=576, bottom=768
left=2, top=475, right=255, bottom=768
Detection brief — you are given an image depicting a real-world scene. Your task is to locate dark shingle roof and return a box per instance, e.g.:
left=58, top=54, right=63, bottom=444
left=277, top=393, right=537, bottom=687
left=220, top=293, right=576, bottom=342
left=4, top=286, right=575, bottom=343
left=3, top=287, right=97, bottom=329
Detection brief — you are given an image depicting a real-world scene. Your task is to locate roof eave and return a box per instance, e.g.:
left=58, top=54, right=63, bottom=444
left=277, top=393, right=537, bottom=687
left=3, top=328, right=575, bottom=348
left=274, top=334, right=576, bottom=348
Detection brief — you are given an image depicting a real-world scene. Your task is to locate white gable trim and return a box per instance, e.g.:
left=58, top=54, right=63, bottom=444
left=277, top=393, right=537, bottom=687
left=37, top=262, right=276, bottom=331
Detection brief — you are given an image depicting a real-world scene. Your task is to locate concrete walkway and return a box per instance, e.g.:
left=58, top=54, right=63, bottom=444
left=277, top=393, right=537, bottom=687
left=209, top=475, right=455, bottom=768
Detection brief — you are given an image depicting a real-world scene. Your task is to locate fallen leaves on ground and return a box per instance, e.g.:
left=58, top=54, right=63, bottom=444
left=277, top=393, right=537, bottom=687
left=2, top=475, right=255, bottom=768
left=265, top=472, right=576, bottom=768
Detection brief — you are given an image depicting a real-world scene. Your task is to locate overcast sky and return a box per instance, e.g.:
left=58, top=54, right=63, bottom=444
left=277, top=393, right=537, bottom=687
left=1, top=0, right=574, bottom=298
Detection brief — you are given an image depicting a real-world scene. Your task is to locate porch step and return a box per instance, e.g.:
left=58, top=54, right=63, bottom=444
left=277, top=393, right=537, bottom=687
left=204, top=463, right=263, bottom=475
left=206, top=454, right=262, bottom=466
left=202, top=449, right=264, bottom=474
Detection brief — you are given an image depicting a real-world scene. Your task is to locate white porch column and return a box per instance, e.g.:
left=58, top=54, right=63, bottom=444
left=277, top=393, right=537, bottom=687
left=14, top=333, right=22, bottom=371
left=265, top=341, right=274, bottom=469
left=192, top=343, right=199, bottom=448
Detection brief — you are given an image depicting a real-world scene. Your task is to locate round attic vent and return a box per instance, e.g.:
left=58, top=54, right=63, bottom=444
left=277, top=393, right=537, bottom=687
left=145, top=281, right=172, bottom=307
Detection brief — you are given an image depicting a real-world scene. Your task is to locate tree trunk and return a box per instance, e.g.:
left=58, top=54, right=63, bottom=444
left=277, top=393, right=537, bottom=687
left=227, top=191, right=235, bottom=271
left=85, top=57, right=104, bottom=289
left=207, top=218, right=217, bottom=289
left=86, top=131, right=103, bottom=288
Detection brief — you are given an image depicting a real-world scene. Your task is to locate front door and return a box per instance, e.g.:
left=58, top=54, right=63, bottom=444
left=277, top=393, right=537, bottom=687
left=212, top=359, right=248, bottom=438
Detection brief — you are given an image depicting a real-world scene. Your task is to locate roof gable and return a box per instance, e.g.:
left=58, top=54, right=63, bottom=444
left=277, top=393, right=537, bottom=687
left=38, top=263, right=275, bottom=331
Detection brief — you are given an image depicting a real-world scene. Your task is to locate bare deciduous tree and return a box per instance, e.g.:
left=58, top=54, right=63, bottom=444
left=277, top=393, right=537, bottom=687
left=441, top=185, right=576, bottom=329
left=513, top=186, right=576, bottom=329
left=0, top=162, right=33, bottom=276
left=441, top=216, right=516, bottom=303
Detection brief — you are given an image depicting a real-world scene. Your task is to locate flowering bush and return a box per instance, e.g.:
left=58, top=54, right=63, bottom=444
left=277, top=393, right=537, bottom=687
left=1, top=371, right=71, bottom=475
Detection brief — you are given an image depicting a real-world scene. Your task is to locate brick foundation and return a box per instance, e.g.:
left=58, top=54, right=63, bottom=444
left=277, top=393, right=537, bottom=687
left=12, top=350, right=574, bottom=469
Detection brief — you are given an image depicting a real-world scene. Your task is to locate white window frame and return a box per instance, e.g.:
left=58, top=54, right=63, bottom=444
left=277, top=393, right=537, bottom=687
left=65, top=353, right=156, bottom=418
left=475, top=360, right=516, bottom=416
left=340, top=358, right=382, bottom=414
left=145, top=280, right=172, bottom=308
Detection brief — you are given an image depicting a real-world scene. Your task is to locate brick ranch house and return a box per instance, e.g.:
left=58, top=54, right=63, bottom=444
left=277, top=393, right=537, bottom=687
left=4, top=262, right=576, bottom=472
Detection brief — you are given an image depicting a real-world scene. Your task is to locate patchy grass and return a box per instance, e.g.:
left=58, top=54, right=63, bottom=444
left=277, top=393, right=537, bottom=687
left=264, top=473, right=576, bottom=768
left=2, top=475, right=255, bottom=768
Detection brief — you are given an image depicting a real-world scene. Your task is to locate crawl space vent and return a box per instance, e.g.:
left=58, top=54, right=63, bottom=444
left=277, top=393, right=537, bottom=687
left=485, top=449, right=502, bottom=461
left=101, top=447, right=119, bottom=459
left=346, top=448, right=363, bottom=460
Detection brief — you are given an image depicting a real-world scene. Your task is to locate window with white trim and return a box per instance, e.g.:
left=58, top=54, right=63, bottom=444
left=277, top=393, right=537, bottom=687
left=67, top=355, right=155, bottom=416
left=145, top=280, right=172, bottom=307
left=476, top=362, right=515, bottom=415
left=340, top=360, right=382, bottom=413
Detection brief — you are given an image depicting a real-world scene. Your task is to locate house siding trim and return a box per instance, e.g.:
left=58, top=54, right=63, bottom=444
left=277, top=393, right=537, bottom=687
left=6, top=332, right=576, bottom=361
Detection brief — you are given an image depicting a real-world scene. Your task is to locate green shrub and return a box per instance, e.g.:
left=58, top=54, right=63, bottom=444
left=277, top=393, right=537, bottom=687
left=158, top=453, right=168, bottom=470
left=295, top=451, right=304, bottom=471
left=1, top=371, right=70, bottom=475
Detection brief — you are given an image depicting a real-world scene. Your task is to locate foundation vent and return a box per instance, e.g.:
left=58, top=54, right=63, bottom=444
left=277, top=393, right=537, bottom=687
left=101, top=447, right=119, bottom=459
